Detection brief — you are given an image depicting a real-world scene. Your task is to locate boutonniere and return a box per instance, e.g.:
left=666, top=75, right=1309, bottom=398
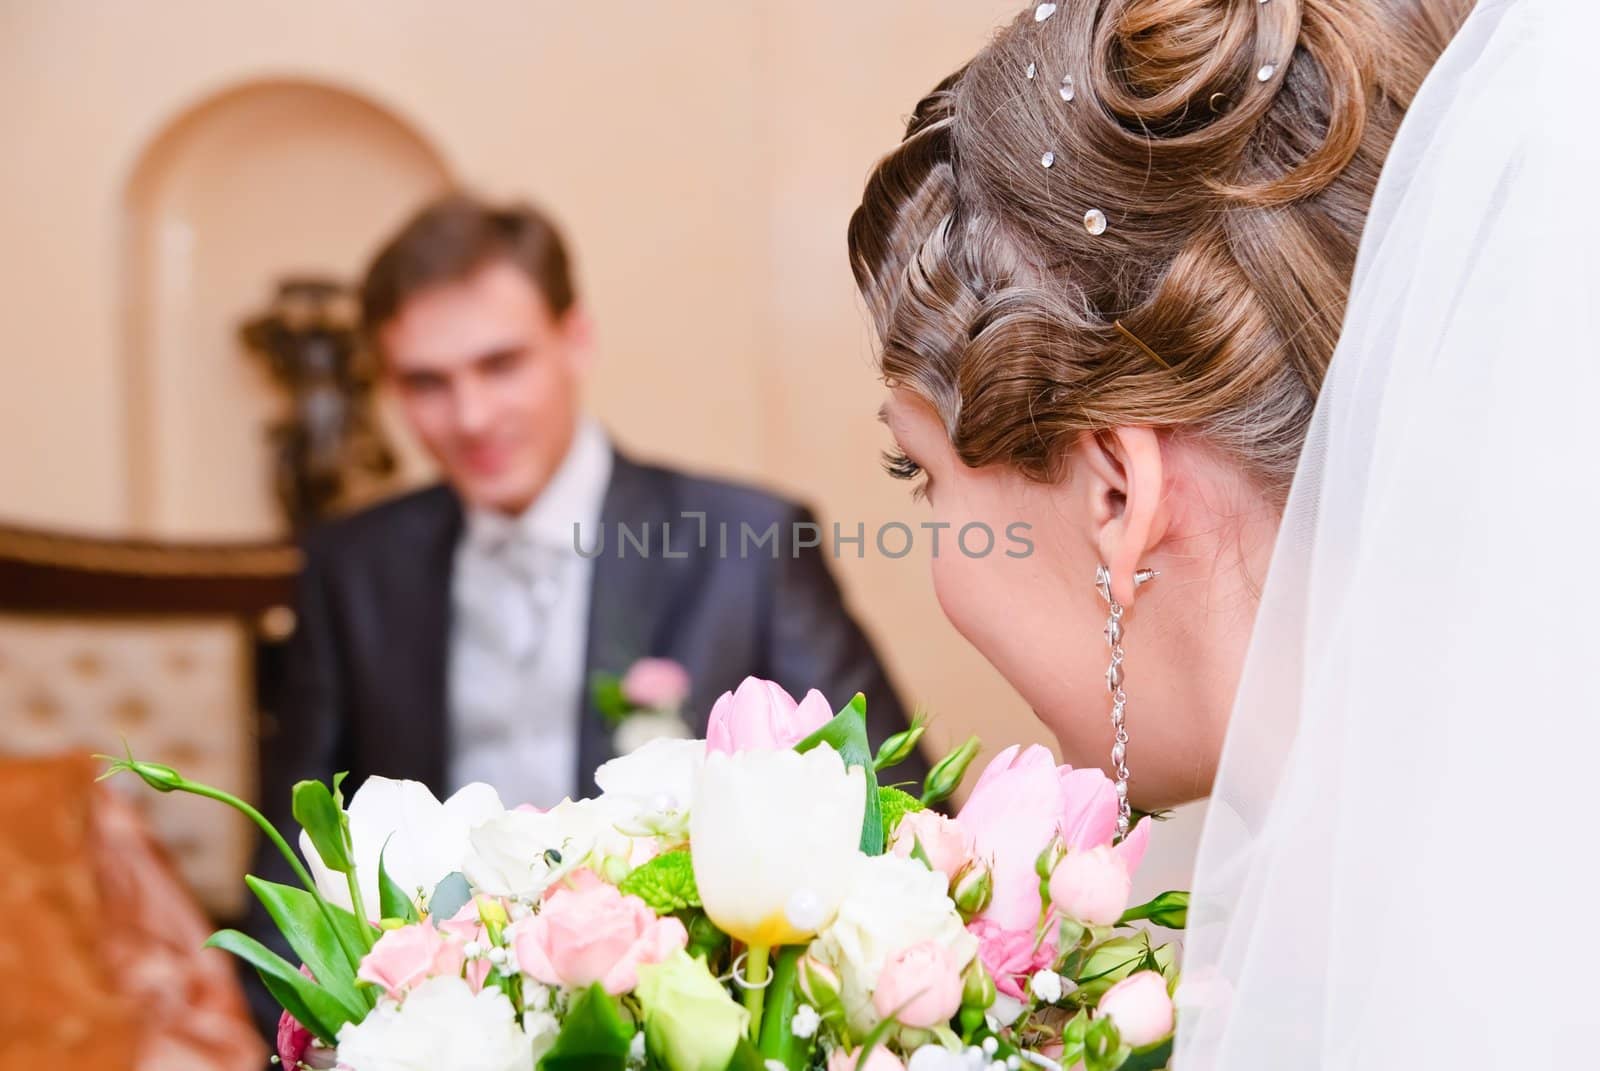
left=589, top=657, right=696, bottom=755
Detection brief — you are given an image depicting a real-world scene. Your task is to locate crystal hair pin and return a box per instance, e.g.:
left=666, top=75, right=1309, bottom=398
left=1035, top=3, right=1057, bottom=21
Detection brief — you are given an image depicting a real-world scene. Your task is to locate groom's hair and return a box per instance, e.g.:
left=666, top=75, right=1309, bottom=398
left=360, top=192, right=577, bottom=345
left=849, top=0, right=1472, bottom=503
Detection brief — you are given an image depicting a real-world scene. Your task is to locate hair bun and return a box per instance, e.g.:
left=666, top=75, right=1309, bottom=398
left=1096, top=0, right=1263, bottom=135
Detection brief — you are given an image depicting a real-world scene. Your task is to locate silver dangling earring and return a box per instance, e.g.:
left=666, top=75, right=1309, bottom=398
left=1096, top=563, right=1158, bottom=839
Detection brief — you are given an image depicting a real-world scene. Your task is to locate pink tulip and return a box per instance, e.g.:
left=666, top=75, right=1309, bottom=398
left=704, top=677, right=833, bottom=753
left=967, top=917, right=1058, bottom=1000
left=1097, top=971, right=1175, bottom=1048
left=872, top=941, right=965, bottom=1028
left=621, top=658, right=692, bottom=710
left=1047, top=846, right=1133, bottom=927
left=357, top=922, right=467, bottom=1001
left=508, top=880, right=687, bottom=994
left=1114, top=815, right=1152, bottom=876
left=956, top=747, right=1135, bottom=935
left=829, top=1046, right=906, bottom=1071
left=1057, top=767, right=1119, bottom=851
left=890, top=810, right=976, bottom=881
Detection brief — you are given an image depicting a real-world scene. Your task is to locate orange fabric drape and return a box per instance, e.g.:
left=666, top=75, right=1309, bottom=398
left=0, top=753, right=265, bottom=1071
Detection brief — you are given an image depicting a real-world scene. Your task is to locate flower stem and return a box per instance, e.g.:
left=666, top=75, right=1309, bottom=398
left=145, top=777, right=371, bottom=977
left=743, top=943, right=772, bottom=1041
left=344, top=869, right=376, bottom=950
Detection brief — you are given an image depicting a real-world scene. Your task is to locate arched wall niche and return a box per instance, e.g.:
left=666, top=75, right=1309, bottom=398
left=122, top=78, right=448, bottom=539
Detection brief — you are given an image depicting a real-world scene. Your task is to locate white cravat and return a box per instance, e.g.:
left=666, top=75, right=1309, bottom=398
left=447, top=418, right=612, bottom=808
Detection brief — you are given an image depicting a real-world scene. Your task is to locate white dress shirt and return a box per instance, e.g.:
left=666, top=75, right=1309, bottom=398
left=446, top=418, right=612, bottom=807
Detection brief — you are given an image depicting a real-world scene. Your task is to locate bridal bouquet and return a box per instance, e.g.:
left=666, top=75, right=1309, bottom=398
left=104, top=677, right=1184, bottom=1071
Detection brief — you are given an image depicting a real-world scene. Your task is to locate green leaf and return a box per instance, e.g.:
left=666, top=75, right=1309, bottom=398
left=1119, top=1037, right=1175, bottom=1071
left=205, top=929, right=356, bottom=1045
left=618, top=850, right=701, bottom=913
left=1117, top=890, right=1188, bottom=930
left=756, top=946, right=806, bottom=1069
left=428, top=872, right=473, bottom=921
left=795, top=693, right=884, bottom=856
left=1073, top=936, right=1152, bottom=1003
left=589, top=672, right=632, bottom=727
left=244, top=876, right=370, bottom=1018
left=378, top=838, right=420, bottom=924
left=726, top=1038, right=771, bottom=1071
left=538, top=983, right=633, bottom=1071
left=293, top=779, right=351, bottom=874
left=683, top=909, right=729, bottom=962
left=876, top=785, right=924, bottom=847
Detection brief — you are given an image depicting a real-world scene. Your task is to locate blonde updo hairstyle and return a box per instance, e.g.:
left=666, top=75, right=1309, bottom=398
left=850, top=0, right=1471, bottom=502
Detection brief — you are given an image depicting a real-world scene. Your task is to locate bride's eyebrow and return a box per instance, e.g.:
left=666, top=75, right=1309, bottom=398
left=876, top=403, right=890, bottom=425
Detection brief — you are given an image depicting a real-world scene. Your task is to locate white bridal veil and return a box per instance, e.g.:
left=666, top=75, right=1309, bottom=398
left=1176, top=0, right=1600, bottom=1066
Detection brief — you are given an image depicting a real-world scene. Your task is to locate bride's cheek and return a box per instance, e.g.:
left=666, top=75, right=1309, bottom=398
left=928, top=549, right=996, bottom=648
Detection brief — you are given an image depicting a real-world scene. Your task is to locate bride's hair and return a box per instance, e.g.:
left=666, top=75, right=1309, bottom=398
left=850, top=0, right=1470, bottom=501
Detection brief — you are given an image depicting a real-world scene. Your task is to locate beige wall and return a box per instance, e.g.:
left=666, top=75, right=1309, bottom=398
left=0, top=2, right=1087, bottom=790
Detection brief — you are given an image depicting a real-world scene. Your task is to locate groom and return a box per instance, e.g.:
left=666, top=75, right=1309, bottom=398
left=248, top=196, right=918, bottom=1014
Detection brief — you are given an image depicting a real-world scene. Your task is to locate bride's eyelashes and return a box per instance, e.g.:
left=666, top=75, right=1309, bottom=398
left=881, top=449, right=929, bottom=502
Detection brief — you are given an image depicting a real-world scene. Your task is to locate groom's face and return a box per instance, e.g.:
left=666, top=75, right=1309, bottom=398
left=379, top=260, right=592, bottom=516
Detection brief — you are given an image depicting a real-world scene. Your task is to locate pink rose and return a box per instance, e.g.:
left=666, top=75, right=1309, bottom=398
left=890, top=810, right=976, bottom=881
left=357, top=922, right=466, bottom=1001
left=968, top=917, right=1058, bottom=1000
left=1048, top=845, right=1133, bottom=927
left=956, top=747, right=1136, bottom=934
left=508, top=880, right=687, bottom=995
left=829, top=1047, right=906, bottom=1071
left=704, top=676, right=833, bottom=753
left=1097, top=971, right=1174, bottom=1048
left=872, top=941, right=965, bottom=1028
left=621, top=658, right=691, bottom=710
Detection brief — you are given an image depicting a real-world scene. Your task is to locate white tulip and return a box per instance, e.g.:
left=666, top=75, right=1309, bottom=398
left=299, top=777, right=503, bottom=923
left=690, top=744, right=865, bottom=947
left=335, top=976, right=530, bottom=1071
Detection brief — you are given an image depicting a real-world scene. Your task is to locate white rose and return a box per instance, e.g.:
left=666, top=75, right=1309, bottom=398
left=300, top=778, right=504, bottom=922
left=596, top=737, right=705, bottom=809
left=595, top=737, right=706, bottom=843
left=461, top=808, right=594, bottom=900
left=611, top=711, right=698, bottom=759
left=336, top=976, right=530, bottom=1071
left=809, top=853, right=979, bottom=1034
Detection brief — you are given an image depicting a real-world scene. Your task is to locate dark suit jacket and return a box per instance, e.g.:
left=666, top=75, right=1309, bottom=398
left=245, top=448, right=922, bottom=1036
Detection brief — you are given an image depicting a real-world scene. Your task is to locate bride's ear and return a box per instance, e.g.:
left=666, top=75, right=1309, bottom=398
left=1075, top=427, right=1167, bottom=606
